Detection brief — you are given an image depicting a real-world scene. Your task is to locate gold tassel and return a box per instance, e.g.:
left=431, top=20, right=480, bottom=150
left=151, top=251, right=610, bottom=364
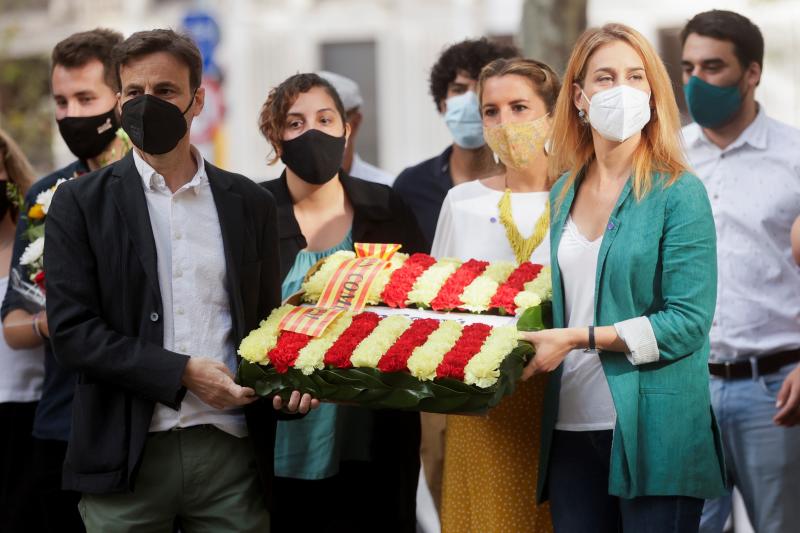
left=497, top=188, right=550, bottom=265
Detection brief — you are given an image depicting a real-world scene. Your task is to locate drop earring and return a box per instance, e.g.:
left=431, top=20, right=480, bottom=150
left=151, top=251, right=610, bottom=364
left=578, top=109, right=589, bottom=124
left=492, top=151, right=499, bottom=164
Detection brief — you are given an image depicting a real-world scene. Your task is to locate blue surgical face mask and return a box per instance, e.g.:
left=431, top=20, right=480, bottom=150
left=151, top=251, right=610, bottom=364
left=683, top=75, right=743, bottom=129
left=444, top=91, right=485, bottom=149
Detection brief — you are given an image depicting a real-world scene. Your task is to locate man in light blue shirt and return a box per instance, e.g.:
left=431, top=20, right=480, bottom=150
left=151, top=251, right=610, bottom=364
left=681, top=10, right=800, bottom=533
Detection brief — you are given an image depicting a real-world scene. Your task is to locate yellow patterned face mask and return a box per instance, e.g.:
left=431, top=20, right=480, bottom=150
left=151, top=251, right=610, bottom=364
left=483, top=114, right=550, bottom=169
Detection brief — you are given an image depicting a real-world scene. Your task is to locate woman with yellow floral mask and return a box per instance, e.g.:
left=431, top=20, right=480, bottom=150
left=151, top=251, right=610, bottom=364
left=431, top=57, right=559, bottom=533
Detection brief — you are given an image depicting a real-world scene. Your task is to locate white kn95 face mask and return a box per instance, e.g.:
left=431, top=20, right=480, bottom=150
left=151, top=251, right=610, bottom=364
left=582, top=85, right=651, bottom=142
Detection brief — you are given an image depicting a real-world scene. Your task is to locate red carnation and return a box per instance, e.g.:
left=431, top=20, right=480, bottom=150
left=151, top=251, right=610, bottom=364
left=268, top=331, right=313, bottom=373
left=323, top=312, right=382, bottom=368
left=429, top=259, right=488, bottom=311
left=435, top=323, right=492, bottom=381
left=489, top=262, right=543, bottom=315
left=34, top=270, right=46, bottom=292
left=381, top=253, right=436, bottom=308
left=377, top=318, right=440, bottom=373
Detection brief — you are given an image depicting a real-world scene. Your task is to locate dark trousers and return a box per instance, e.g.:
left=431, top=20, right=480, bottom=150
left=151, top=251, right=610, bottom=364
left=0, top=402, right=42, bottom=533
left=272, top=409, right=419, bottom=533
left=549, top=430, right=704, bottom=533
left=33, top=437, right=85, bottom=533
left=272, top=459, right=417, bottom=533
left=79, top=426, right=268, bottom=533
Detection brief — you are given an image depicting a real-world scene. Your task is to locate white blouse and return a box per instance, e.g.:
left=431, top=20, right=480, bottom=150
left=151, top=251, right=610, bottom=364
left=0, top=276, right=45, bottom=403
left=555, top=217, right=616, bottom=430
left=431, top=179, right=550, bottom=263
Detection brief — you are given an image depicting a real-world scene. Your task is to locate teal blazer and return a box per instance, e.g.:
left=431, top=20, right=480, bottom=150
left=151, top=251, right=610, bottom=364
left=537, top=171, right=726, bottom=501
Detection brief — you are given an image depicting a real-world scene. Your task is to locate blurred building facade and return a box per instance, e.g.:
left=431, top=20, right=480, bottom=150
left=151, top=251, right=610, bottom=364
left=0, top=0, right=797, bottom=182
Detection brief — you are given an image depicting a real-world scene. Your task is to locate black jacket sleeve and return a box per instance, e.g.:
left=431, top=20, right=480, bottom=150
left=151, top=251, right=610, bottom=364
left=45, top=183, right=188, bottom=408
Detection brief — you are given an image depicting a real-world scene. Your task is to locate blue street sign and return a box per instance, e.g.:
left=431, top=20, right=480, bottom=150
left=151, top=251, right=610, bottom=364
left=182, top=10, right=220, bottom=78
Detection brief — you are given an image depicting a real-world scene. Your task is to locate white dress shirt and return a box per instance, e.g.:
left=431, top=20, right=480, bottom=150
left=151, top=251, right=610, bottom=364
left=350, top=153, right=395, bottom=187
left=683, top=105, right=800, bottom=362
left=133, top=148, right=247, bottom=437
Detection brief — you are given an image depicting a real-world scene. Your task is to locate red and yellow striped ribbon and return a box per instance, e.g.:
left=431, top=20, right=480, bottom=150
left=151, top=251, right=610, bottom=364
left=317, top=257, right=386, bottom=312
left=278, top=306, right=344, bottom=338
left=355, top=242, right=402, bottom=261
left=282, top=243, right=401, bottom=337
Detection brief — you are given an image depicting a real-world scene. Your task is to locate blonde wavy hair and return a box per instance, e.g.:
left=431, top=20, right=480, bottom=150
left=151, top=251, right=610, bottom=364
left=549, top=23, right=688, bottom=208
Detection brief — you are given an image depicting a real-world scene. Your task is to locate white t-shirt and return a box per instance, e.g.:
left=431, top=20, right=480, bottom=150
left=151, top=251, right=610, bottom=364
left=431, top=179, right=550, bottom=264
left=0, top=276, right=45, bottom=403
left=555, top=216, right=616, bottom=431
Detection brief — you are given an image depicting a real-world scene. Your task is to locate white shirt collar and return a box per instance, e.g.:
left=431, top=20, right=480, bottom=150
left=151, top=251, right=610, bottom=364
left=685, top=103, right=769, bottom=152
left=132, top=146, right=208, bottom=195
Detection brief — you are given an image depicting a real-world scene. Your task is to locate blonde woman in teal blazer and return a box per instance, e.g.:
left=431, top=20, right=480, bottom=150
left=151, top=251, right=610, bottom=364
left=519, top=24, right=726, bottom=533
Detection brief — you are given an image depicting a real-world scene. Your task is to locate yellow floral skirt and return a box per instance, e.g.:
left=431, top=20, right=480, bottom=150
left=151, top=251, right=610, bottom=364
left=440, top=373, right=552, bottom=533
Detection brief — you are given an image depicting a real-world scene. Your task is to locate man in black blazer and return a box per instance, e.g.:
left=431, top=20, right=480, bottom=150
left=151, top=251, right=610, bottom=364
left=45, top=29, right=315, bottom=531
left=1, top=29, right=127, bottom=533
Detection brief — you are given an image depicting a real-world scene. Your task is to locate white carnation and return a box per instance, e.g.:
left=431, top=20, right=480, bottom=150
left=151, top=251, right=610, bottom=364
left=35, top=179, right=67, bottom=215
left=513, top=290, right=542, bottom=314
left=20, top=237, right=44, bottom=266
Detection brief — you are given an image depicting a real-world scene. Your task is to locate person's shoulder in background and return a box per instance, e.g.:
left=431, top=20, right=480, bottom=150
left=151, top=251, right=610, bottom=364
left=762, top=112, right=800, bottom=169
left=350, top=153, right=395, bottom=187
left=393, top=146, right=452, bottom=194
left=25, top=159, right=86, bottom=205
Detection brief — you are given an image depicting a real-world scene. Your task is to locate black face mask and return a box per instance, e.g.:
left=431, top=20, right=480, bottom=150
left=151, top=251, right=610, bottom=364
left=57, top=108, right=119, bottom=160
left=121, top=93, right=194, bottom=155
left=280, top=129, right=346, bottom=185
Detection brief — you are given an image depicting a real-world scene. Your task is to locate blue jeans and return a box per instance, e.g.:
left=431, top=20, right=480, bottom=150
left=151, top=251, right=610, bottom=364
left=549, top=430, right=704, bottom=533
left=700, top=364, right=800, bottom=533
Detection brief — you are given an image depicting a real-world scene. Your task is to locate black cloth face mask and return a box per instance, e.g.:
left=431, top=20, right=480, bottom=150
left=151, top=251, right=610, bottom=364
left=57, top=108, right=119, bottom=160
left=121, top=93, right=194, bottom=155
left=280, top=129, right=346, bottom=185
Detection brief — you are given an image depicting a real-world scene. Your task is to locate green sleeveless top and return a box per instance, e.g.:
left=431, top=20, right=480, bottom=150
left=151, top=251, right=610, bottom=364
left=274, top=231, right=375, bottom=479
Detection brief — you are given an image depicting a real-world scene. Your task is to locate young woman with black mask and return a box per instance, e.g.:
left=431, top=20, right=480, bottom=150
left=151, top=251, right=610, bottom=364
left=259, top=73, right=426, bottom=533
